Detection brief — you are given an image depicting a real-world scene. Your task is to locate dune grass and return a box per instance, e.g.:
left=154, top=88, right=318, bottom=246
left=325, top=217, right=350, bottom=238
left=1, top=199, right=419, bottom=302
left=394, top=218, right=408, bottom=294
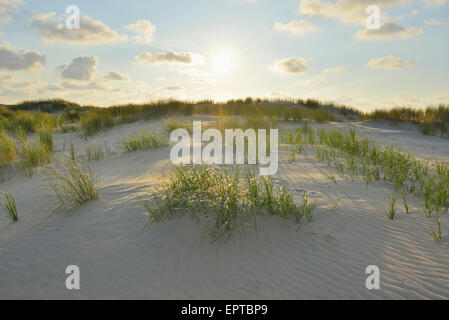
left=294, top=126, right=448, bottom=236
left=0, top=108, right=63, bottom=134
left=80, top=111, right=115, bottom=138
left=283, top=108, right=337, bottom=122
left=386, top=193, right=398, bottom=220
left=36, top=125, right=53, bottom=152
left=144, top=165, right=316, bottom=245
left=121, top=130, right=169, bottom=153
left=46, top=157, right=99, bottom=208
left=0, top=130, right=17, bottom=168
left=430, top=211, right=442, bottom=241
left=364, top=105, right=449, bottom=138
left=70, top=141, right=75, bottom=160
left=401, top=191, right=409, bottom=214
left=165, top=118, right=194, bottom=134
left=82, top=143, right=110, bottom=161
left=17, top=126, right=53, bottom=177
left=0, top=191, right=18, bottom=221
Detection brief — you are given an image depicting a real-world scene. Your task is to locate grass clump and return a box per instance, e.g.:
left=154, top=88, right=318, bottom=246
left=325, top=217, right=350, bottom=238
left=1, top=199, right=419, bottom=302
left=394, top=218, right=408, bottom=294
left=82, top=143, right=110, bottom=161
left=80, top=111, right=115, bottom=138
left=0, top=191, right=18, bottom=221
left=46, top=157, right=99, bottom=207
left=0, top=109, right=63, bottom=134
left=386, top=193, right=398, bottom=220
left=121, top=131, right=169, bottom=153
left=430, top=211, right=442, bottom=241
left=36, top=125, right=53, bottom=152
left=312, top=129, right=449, bottom=216
left=364, top=105, right=449, bottom=138
left=244, top=116, right=278, bottom=130
left=0, top=130, right=17, bottom=168
left=17, top=126, right=53, bottom=177
left=401, top=191, right=409, bottom=214
left=144, top=165, right=316, bottom=245
left=165, top=119, right=193, bottom=134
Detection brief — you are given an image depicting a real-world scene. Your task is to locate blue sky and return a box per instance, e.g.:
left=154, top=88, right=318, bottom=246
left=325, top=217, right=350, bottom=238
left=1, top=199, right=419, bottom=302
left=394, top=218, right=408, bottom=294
left=0, top=0, right=448, bottom=111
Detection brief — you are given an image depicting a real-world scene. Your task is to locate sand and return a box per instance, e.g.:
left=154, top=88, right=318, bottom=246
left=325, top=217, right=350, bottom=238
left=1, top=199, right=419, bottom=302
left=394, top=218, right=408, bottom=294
left=0, top=117, right=448, bottom=299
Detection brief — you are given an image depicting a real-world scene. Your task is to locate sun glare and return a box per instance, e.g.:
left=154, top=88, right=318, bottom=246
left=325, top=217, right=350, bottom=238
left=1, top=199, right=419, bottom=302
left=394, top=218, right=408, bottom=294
left=212, top=52, right=233, bottom=75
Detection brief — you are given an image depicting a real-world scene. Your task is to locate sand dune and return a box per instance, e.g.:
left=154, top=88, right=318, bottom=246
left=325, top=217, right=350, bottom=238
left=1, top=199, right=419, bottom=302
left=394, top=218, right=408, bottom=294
left=0, top=117, right=448, bottom=299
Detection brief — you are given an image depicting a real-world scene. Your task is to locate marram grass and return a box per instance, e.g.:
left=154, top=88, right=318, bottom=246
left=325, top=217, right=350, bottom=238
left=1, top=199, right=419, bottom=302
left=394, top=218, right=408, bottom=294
left=386, top=193, right=398, bottom=220
left=121, top=130, right=169, bottom=153
left=46, top=157, right=99, bottom=208
left=144, top=165, right=316, bottom=245
left=0, top=130, right=16, bottom=168
left=16, top=125, right=54, bottom=177
left=0, top=191, right=18, bottom=221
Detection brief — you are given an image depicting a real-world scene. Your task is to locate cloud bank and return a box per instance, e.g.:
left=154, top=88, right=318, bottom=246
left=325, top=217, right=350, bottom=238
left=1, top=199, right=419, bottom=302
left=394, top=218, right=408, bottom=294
left=355, top=22, right=422, bottom=40
left=135, top=51, right=205, bottom=65
left=58, top=56, right=98, bottom=81
left=0, top=42, right=45, bottom=72
left=367, top=56, right=415, bottom=69
left=32, top=12, right=127, bottom=44
left=271, top=57, right=307, bottom=75
left=274, top=20, right=317, bottom=35
left=124, top=20, right=156, bottom=43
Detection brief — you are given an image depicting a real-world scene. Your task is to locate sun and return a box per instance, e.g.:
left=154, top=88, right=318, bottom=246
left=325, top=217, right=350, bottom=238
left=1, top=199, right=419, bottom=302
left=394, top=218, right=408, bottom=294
left=212, top=52, right=233, bottom=75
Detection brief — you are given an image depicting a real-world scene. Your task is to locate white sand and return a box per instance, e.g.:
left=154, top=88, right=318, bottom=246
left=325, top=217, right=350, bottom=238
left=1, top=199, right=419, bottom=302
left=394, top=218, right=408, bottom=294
left=0, top=117, right=448, bottom=299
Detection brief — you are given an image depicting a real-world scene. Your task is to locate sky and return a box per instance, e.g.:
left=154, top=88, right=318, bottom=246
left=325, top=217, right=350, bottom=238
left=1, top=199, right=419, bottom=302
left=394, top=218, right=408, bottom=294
left=0, top=0, right=448, bottom=111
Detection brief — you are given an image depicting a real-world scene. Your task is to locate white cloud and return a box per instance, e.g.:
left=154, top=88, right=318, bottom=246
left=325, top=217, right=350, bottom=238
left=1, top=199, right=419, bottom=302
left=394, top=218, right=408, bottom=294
left=43, top=85, right=65, bottom=92
left=0, top=72, right=37, bottom=88
left=162, top=86, right=184, bottom=91
left=367, top=56, right=415, bottom=69
left=0, top=0, right=22, bottom=25
left=179, top=68, right=217, bottom=83
left=135, top=50, right=205, bottom=65
left=271, top=57, right=307, bottom=75
left=101, top=71, right=129, bottom=81
left=274, top=20, right=318, bottom=35
left=424, top=18, right=449, bottom=26
left=420, top=0, right=447, bottom=7
left=324, top=66, right=344, bottom=73
left=31, top=12, right=127, bottom=44
left=0, top=42, right=45, bottom=72
left=297, top=75, right=326, bottom=86
left=0, top=71, right=42, bottom=99
left=124, top=20, right=156, bottom=43
left=355, top=22, right=422, bottom=40
left=62, top=81, right=106, bottom=91
left=58, top=56, right=98, bottom=81
left=299, top=0, right=410, bottom=25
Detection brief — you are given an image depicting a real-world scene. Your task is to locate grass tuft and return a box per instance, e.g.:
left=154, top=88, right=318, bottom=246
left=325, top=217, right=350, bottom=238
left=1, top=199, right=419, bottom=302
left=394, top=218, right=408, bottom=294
left=46, top=157, right=99, bottom=207
left=386, top=193, right=398, bottom=220
left=121, top=130, right=168, bottom=153
left=144, top=165, right=316, bottom=245
left=0, top=191, right=18, bottom=221
left=0, top=130, right=16, bottom=168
